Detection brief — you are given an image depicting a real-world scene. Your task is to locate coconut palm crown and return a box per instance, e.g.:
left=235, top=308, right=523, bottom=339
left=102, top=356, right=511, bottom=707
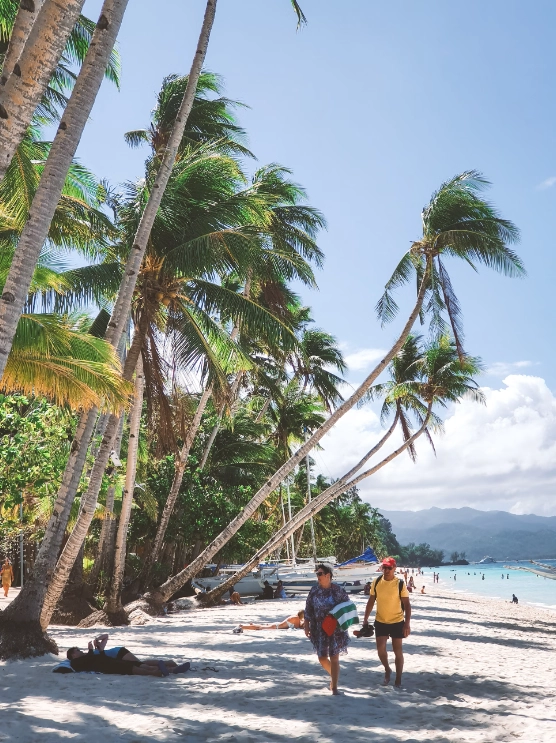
left=376, top=171, right=524, bottom=357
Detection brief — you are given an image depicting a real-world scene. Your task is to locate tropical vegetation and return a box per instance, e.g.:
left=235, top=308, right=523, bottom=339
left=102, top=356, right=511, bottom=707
left=0, top=0, right=524, bottom=660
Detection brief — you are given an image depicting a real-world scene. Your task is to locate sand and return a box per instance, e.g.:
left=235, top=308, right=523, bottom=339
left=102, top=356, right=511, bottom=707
left=1, top=576, right=555, bottom=742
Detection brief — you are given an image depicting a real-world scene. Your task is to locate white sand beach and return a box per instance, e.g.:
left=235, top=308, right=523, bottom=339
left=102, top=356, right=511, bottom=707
left=1, top=579, right=555, bottom=743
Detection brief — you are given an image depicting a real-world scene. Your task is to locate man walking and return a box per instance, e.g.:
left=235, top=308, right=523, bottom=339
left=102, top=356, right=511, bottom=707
left=363, top=557, right=411, bottom=688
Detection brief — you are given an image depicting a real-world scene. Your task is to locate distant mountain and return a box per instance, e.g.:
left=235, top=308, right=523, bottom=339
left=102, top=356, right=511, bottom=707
left=380, top=507, right=556, bottom=561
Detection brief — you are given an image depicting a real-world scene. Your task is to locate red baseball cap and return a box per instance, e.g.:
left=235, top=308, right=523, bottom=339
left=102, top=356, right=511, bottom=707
left=381, top=557, right=397, bottom=568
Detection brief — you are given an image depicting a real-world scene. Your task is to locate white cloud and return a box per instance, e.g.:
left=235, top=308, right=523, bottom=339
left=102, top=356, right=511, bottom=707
left=485, top=360, right=538, bottom=376
left=537, top=176, right=556, bottom=190
left=344, top=347, right=387, bottom=372
left=316, top=375, right=556, bottom=517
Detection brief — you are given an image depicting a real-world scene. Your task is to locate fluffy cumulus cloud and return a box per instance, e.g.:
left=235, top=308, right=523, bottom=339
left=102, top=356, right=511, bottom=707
left=316, top=375, right=556, bottom=516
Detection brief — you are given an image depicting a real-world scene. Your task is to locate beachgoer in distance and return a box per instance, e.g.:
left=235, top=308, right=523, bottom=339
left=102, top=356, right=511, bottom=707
left=239, top=610, right=305, bottom=631
left=363, top=581, right=372, bottom=596
left=230, top=591, right=243, bottom=605
left=274, top=580, right=287, bottom=599
left=420, top=586, right=425, bottom=594
left=1, top=558, right=14, bottom=597
left=262, top=580, right=274, bottom=600
left=363, top=556, right=411, bottom=688
left=305, top=563, right=350, bottom=695
left=511, top=594, right=518, bottom=604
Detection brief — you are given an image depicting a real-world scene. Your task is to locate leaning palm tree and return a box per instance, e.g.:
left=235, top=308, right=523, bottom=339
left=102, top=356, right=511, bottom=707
left=0, top=0, right=86, bottom=178
left=143, top=171, right=522, bottom=610
left=200, top=335, right=484, bottom=602
left=0, top=0, right=127, bottom=381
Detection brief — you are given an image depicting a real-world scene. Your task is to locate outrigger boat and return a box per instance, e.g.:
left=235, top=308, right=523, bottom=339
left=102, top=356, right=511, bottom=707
left=191, top=547, right=380, bottom=597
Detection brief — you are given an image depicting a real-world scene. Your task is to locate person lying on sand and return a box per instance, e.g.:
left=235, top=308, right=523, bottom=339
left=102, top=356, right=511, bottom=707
left=236, top=610, right=305, bottom=632
left=67, top=635, right=189, bottom=676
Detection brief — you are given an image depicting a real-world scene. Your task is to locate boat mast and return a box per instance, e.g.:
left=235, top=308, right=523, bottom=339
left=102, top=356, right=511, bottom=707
left=286, top=478, right=296, bottom=567
left=305, top=430, right=318, bottom=563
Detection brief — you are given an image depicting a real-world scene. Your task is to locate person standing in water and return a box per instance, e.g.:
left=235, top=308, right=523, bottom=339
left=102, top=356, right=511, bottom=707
left=1, top=558, right=14, bottom=597
left=363, top=557, right=411, bottom=688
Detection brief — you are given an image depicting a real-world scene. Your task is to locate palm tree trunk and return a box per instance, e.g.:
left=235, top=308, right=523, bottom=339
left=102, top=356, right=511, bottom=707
left=33, top=4, right=219, bottom=622
left=201, top=409, right=431, bottom=604
left=0, top=0, right=86, bottom=180
left=140, top=383, right=213, bottom=587
left=102, top=0, right=218, bottom=352
left=146, top=262, right=431, bottom=605
left=38, top=330, right=145, bottom=629
left=255, top=397, right=271, bottom=423
left=89, top=412, right=125, bottom=588
left=106, top=358, right=144, bottom=615
left=3, top=323, right=139, bottom=627
left=1, top=0, right=46, bottom=84
left=199, top=272, right=250, bottom=469
left=0, top=0, right=129, bottom=380
left=0, top=405, right=97, bottom=621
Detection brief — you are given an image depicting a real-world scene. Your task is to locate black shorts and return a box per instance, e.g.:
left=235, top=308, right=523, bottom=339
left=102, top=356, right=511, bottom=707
left=116, top=647, right=132, bottom=661
left=374, top=620, right=405, bottom=639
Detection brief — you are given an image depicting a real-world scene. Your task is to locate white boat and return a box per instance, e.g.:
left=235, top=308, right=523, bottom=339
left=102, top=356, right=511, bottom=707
left=191, top=566, right=265, bottom=597
left=261, top=547, right=381, bottom=595
left=477, top=556, right=496, bottom=564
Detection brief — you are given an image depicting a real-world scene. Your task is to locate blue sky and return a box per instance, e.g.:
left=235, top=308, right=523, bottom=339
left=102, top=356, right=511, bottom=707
left=78, top=0, right=556, bottom=513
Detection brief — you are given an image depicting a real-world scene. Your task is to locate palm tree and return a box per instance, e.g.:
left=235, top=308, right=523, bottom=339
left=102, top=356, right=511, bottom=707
left=0, top=0, right=45, bottom=85
left=0, top=0, right=86, bottom=179
left=143, top=171, right=522, bottom=609
left=200, top=335, right=484, bottom=602
left=0, top=0, right=220, bottom=646
left=1, top=312, right=130, bottom=410
left=0, top=0, right=128, bottom=381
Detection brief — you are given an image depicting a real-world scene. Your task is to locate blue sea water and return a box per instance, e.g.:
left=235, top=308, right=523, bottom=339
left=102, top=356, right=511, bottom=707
left=424, top=560, right=556, bottom=612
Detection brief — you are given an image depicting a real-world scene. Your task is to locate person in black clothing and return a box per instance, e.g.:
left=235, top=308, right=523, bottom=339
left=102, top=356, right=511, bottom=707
left=511, top=594, right=519, bottom=604
left=67, top=647, right=162, bottom=676
left=262, top=581, right=274, bottom=600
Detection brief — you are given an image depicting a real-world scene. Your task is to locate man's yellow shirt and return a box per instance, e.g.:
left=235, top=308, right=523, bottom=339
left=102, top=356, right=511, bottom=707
left=371, top=575, right=409, bottom=624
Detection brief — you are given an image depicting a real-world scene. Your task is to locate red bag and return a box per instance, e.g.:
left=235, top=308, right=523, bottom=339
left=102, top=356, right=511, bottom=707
left=321, top=615, right=338, bottom=636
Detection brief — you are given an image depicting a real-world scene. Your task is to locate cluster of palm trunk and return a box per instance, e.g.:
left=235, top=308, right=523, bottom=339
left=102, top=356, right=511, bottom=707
left=0, top=0, right=524, bottom=658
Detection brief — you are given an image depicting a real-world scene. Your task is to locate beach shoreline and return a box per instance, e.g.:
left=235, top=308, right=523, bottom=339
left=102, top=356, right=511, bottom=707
left=1, top=579, right=555, bottom=742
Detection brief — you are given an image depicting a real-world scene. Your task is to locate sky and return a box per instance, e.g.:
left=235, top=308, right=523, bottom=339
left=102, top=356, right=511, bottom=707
left=78, top=0, right=556, bottom=515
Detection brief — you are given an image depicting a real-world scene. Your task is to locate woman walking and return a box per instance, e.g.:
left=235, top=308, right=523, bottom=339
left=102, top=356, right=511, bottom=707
left=305, top=563, right=350, bottom=695
left=1, top=558, right=14, bottom=597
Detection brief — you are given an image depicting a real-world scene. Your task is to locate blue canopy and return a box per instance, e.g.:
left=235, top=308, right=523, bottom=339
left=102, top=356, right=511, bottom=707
left=337, top=547, right=378, bottom=566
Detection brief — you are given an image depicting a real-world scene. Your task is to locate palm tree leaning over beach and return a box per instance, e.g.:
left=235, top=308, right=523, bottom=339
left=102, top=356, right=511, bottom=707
left=200, top=335, right=484, bottom=603
left=144, top=171, right=523, bottom=610
left=0, top=1, right=220, bottom=652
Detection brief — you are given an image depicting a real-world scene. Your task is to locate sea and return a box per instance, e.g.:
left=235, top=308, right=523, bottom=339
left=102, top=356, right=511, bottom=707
left=424, top=559, right=556, bottom=613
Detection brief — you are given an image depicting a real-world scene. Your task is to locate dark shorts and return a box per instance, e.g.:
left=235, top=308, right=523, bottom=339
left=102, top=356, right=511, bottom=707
left=374, top=620, right=405, bottom=639
left=97, top=658, right=139, bottom=675
left=116, top=647, right=132, bottom=661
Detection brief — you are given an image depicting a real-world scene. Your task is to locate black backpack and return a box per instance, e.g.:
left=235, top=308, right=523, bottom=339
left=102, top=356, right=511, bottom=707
left=372, top=574, right=405, bottom=613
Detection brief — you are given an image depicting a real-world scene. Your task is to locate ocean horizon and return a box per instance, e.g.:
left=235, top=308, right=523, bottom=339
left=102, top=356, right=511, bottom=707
left=427, top=559, right=556, bottom=612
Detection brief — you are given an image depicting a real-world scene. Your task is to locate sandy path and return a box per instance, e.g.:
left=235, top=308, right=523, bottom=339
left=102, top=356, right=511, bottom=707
left=1, top=580, right=555, bottom=742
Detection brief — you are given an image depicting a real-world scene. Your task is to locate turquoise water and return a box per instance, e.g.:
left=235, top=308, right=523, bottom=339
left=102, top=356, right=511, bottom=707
left=422, top=560, right=556, bottom=612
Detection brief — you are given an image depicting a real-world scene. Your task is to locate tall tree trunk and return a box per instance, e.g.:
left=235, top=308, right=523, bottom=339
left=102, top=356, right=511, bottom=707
left=1, top=406, right=97, bottom=621
left=140, top=383, right=213, bottom=587
left=0, top=0, right=129, bottom=380
left=201, top=410, right=431, bottom=604
left=199, top=272, right=250, bottom=469
left=0, top=0, right=86, bottom=180
left=34, top=0, right=218, bottom=633
left=1, top=0, right=46, bottom=84
left=89, top=411, right=125, bottom=588
left=105, top=358, right=144, bottom=616
left=145, top=262, right=432, bottom=605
